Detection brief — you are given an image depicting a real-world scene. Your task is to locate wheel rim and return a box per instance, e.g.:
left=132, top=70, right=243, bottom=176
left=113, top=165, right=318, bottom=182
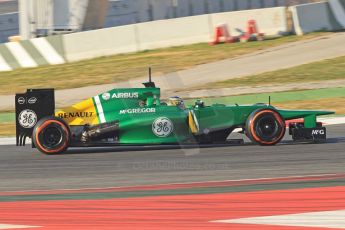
left=255, top=115, right=281, bottom=142
left=41, top=125, right=63, bottom=149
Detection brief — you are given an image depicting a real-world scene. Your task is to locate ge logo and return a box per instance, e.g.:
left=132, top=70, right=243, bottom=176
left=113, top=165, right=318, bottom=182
left=152, top=117, right=173, bottom=137
left=18, top=109, right=37, bottom=128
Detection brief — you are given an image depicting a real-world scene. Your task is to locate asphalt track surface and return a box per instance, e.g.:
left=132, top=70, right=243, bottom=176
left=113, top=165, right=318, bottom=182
left=0, top=124, right=344, bottom=192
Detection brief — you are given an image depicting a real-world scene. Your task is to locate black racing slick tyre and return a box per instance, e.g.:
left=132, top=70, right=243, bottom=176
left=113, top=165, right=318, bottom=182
left=32, top=117, right=70, bottom=154
left=246, top=109, right=286, bottom=146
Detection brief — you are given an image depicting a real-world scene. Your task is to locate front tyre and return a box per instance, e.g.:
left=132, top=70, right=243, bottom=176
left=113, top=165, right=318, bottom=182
left=32, top=117, right=70, bottom=154
left=246, top=109, right=286, bottom=146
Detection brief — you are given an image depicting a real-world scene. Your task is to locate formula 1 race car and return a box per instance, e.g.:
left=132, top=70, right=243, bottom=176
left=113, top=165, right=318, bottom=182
left=15, top=71, right=334, bottom=154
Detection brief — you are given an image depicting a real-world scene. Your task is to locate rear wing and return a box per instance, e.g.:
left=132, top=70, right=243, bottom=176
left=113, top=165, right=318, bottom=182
left=15, top=89, right=55, bottom=146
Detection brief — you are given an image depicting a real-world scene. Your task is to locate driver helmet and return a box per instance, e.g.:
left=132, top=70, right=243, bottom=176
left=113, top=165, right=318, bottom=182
left=167, top=96, right=185, bottom=109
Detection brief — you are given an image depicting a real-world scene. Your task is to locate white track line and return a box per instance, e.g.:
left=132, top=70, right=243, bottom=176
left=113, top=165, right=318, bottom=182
left=319, top=117, right=345, bottom=125
left=213, top=210, right=345, bottom=229
left=5, top=42, right=37, bottom=68
left=0, top=137, right=15, bottom=145
left=0, top=224, right=40, bottom=229
left=94, top=95, right=106, bottom=123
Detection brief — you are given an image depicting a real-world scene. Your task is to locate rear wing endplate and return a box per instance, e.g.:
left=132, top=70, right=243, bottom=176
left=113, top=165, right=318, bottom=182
left=15, top=89, right=55, bottom=146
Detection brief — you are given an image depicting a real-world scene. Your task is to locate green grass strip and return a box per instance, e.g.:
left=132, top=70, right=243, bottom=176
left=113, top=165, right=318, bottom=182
left=0, top=113, right=14, bottom=123
left=208, top=55, right=345, bottom=89
left=186, top=87, right=345, bottom=105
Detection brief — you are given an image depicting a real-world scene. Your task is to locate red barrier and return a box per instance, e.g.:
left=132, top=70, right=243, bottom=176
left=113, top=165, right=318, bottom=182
left=210, top=24, right=238, bottom=45
left=240, top=19, right=265, bottom=42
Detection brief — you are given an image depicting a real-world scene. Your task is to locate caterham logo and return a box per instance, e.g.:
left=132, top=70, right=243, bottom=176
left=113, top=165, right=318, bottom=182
left=18, top=109, right=37, bottom=128
left=152, top=117, right=174, bottom=137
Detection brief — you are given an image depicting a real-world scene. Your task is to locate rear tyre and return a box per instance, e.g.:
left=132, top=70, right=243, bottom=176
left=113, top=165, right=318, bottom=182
left=32, top=117, right=70, bottom=154
left=246, top=109, right=285, bottom=146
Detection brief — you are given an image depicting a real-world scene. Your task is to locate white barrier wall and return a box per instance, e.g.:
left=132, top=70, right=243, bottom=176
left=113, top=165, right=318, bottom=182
left=63, top=7, right=289, bottom=62
left=0, top=36, right=65, bottom=71
left=136, top=15, right=211, bottom=50
left=290, top=1, right=342, bottom=35
left=211, top=7, right=288, bottom=36
left=63, top=25, right=138, bottom=62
